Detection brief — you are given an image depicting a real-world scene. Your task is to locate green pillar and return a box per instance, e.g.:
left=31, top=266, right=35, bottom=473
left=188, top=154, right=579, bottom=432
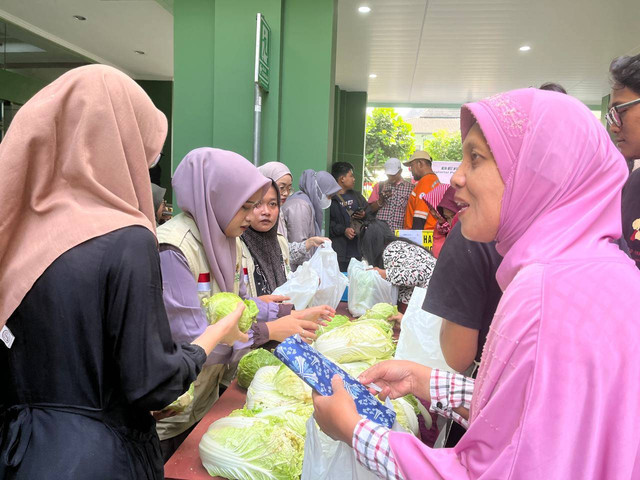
left=173, top=0, right=337, bottom=193
left=332, top=88, right=367, bottom=190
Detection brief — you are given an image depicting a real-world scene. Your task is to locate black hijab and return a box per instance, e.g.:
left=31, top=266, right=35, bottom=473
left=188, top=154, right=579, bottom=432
left=241, top=181, right=288, bottom=294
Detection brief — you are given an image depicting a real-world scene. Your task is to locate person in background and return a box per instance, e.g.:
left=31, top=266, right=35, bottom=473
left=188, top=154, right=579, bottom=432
left=422, top=185, right=460, bottom=258
left=312, top=88, right=640, bottom=480
left=151, top=182, right=170, bottom=225
left=359, top=219, right=436, bottom=310
left=330, top=162, right=370, bottom=271
left=155, top=149, right=334, bottom=459
left=281, top=169, right=341, bottom=269
left=259, top=161, right=328, bottom=268
left=0, top=65, right=248, bottom=479
left=403, top=150, right=440, bottom=230
left=539, top=82, right=567, bottom=94
left=367, top=157, right=413, bottom=231
left=258, top=162, right=294, bottom=237
left=608, top=53, right=640, bottom=269
left=239, top=180, right=291, bottom=297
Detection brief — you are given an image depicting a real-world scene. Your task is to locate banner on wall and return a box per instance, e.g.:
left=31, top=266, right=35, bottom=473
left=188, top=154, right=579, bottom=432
left=432, top=161, right=461, bottom=185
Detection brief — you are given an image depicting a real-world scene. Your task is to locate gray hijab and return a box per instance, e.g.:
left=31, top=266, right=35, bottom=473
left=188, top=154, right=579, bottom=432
left=289, top=169, right=341, bottom=235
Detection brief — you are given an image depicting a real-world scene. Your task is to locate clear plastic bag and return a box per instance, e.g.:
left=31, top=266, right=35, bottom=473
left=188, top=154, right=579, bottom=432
left=272, top=261, right=320, bottom=310
left=347, top=258, right=398, bottom=317
left=307, top=241, right=348, bottom=309
left=394, top=287, right=454, bottom=372
left=272, top=241, right=347, bottom=310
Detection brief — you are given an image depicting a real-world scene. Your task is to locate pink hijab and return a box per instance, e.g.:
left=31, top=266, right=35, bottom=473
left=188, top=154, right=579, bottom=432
left=171, top=148, right=270, bottom=292
left=0, top=65, right=166, bottom=328
left=390, top=89, right=640, bottom=478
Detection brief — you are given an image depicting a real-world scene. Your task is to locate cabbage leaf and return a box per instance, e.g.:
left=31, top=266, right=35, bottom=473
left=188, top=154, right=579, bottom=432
left=359, top=302, right=398, bottom=322
left=313, top=322, right=395, bottom=363
left=202, top=292, right=259, bottom=332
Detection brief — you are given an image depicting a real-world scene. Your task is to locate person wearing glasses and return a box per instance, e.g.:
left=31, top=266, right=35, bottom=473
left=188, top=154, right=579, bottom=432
left=258, top=161, right=329, bottom=268
left=608, top=54, right=640, bottom=269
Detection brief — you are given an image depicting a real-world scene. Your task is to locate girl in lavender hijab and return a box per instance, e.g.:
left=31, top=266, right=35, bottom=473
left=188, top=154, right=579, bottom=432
left=281, top=169, right=341, bottom=269
left=155, top=148, right=335, bottom=459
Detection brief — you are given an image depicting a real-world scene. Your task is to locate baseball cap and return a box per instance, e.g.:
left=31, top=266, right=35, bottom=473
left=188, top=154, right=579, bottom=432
left=384, top=158, right=402, bottom=175
left=403, top=150, right=431, bottom=167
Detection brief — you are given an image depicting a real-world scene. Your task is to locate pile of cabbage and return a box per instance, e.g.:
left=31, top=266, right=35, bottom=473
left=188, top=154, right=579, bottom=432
left=202, top=292, right=259, bottom=333
left=199, top=303, right=421, bottom=480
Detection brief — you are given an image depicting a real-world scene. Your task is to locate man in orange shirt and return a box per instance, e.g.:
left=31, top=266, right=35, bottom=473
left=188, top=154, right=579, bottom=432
left=403, top=150, right=440, bottom=229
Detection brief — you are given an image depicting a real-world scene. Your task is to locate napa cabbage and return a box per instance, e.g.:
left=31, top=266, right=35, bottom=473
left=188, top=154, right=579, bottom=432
left=202, top=292, right=259, bottom=332
left=199, top=413, right=304, bottom=480
left=353, top=317, right=394, bottom=337
left=273, top=364, right=313, bottom=403
left=313, top=322, right=395, bottom=363
left=246, top=366, right=302, bottom=410
left=316, top=314, right=350, bottom=337
left=237, top=348, right=282, bottom=389
left=359, top=303, right=398, bottom=322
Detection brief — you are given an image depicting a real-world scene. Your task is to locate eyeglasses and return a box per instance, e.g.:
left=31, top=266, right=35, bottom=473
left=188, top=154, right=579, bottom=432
left=606, top=98, right=640, bottom=128
left=278, top=185, right=293, bottom=195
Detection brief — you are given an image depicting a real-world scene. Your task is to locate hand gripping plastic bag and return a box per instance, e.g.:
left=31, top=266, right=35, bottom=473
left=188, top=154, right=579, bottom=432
left=347, top=258, right=398, bottom=317
left=301, top=400, right=405, bottom=480
left=306, top=241, right=348, bottom=309
left=272, top=261, right=320, bottom=310
left=394, top=287, right=455, bottom=373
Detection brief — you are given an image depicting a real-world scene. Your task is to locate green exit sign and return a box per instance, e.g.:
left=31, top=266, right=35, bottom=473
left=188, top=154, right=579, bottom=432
left=254, top=13, right=271, bottom=92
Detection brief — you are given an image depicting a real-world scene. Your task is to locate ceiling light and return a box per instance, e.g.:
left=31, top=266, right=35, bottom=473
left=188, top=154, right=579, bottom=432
left=134, top=50, right=145, bottom=55
left=519, top=45, right=531, bottom=52
left=369, top=74, right=377, bottom=78
left=358, top=6, right=371, bottom=13
left=72, top=15, right=87, bottom=21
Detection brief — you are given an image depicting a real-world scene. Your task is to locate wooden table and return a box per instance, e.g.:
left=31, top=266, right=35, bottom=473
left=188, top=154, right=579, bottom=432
left=164, top=381, right=247, bottom=480
left=164, top=302, right=352, bottom=479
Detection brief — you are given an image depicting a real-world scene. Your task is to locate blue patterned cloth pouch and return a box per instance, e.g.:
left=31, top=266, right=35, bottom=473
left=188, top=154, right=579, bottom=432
left=274, top=334, right=396, bottom=428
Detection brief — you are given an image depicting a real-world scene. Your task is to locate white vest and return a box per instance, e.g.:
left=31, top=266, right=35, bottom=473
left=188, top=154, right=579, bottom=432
left=155, top=213, right=241, bottom=440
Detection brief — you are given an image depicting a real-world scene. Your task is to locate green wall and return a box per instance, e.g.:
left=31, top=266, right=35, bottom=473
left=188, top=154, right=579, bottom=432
left=137, top=80, right=174, bottom=199
left=0, top=69, right=47, bottom=105
left=333, top=87, right=367, bottom=190
left=173, top=0, right=338, bottom=194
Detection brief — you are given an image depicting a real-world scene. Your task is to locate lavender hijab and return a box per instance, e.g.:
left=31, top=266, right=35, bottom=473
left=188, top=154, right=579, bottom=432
left=172, top=148, right=270, bottom=292
left=289, top=169, right=341, bottom=235
left=258, top=162, right=292, bottom=184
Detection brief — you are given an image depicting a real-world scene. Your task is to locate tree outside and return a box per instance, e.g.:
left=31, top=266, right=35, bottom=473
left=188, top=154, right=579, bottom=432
left=424, top=129, right=462, bottom=162
left=364, top=108, right=415, bottom=177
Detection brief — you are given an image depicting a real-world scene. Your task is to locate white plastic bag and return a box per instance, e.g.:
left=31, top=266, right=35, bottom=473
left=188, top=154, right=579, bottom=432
left=307, top=241, right=348, bottom=309
left=347, top=258, right=398, bottom=317
left=301, top=399, right=403, bottom=480
left=272, top=261, right=319, bottom=310
left=395, top=287, right=455, bottom=373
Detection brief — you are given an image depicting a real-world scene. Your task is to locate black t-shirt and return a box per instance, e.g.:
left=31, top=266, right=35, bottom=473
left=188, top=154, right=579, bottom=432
left=622, top=168, right=640, bottom=270
left=329, top=190, right=368, bottom=266
left=422, top=222, right=502, bottom=362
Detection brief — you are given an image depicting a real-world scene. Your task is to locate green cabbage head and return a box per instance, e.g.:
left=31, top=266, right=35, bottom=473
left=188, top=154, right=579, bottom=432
left=246, top=366, right=302, bottom=410
left=359, top=303, right=398, bottom=322
left=202, top=292, right=259, bottom=332
left=237, top=349, right=282, bottom=389
left=199, top=412, right=304, bottom=480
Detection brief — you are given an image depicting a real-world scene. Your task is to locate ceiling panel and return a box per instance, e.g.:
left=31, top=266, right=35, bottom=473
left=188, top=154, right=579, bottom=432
left=337, top=0, right=640, bottom=105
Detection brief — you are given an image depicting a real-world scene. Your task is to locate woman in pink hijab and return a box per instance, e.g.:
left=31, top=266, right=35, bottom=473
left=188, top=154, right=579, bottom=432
left=313, top=88, right=640, bottom=479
